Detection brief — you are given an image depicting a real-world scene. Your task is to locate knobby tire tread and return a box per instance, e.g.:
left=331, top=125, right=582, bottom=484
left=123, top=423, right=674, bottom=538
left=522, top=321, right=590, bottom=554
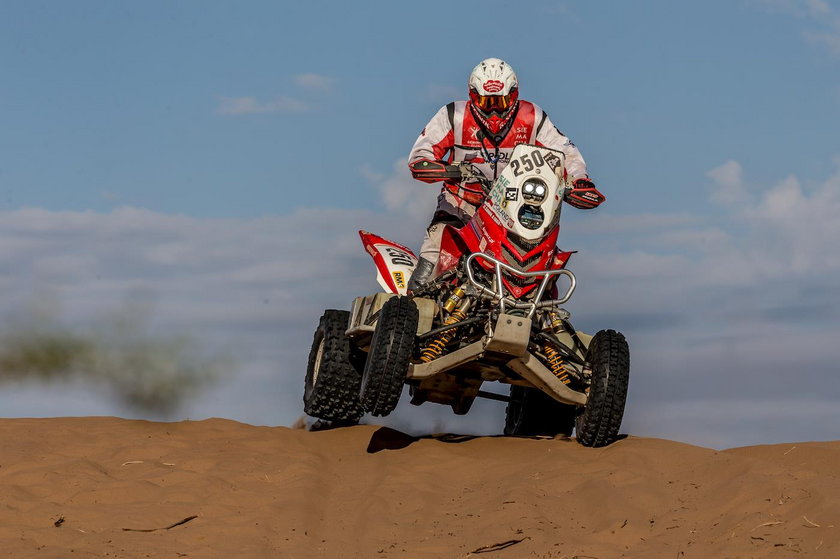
left=303, top=310, right=364, bottom=422
left=575, top=329, right=630, bottom=447
left=361, top=296, right=418, bottom=417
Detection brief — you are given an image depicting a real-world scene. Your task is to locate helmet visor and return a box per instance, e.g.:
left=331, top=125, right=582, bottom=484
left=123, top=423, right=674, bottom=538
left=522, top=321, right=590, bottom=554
left=470, top=89, right=516, bottom=113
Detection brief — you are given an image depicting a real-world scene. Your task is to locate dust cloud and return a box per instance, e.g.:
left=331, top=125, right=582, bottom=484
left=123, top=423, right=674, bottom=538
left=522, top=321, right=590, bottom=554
left=0, top=295, right=229, bottom=414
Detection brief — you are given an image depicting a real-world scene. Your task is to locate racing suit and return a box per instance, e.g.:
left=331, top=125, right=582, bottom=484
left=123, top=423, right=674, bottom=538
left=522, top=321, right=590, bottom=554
left=408, top=100, right=591, bottom=283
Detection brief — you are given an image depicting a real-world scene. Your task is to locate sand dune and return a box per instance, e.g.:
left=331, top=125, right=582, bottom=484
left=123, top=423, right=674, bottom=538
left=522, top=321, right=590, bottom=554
left=0, top=418, right=837, bottom=558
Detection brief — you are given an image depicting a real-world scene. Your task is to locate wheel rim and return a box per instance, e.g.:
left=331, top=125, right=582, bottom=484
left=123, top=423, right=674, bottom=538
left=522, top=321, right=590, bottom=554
left=312, top=338, right=325, bottom=385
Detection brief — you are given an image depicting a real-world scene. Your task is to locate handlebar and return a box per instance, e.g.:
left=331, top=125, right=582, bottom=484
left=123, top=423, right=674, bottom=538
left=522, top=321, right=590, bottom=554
left=455, top=162, right=493, bottom=191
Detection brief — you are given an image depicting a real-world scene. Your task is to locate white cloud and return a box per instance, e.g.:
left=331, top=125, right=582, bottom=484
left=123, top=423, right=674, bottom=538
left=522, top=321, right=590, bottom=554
left=363, top=159, right=441, bottom=222
left=751, top=0, right=840, bottom=55
left=752, top=0, right=828, bottom=17
left=706, top=160, right=753, bottom=206
left=360, top=158, right=440, bottom=223
left=808, top=0, right=831, bottom=16
left=0, top=206, right=405, bottom=332
left=744, top=168, right=840, bottom=272
left=571, top=212, right=700, bottom=236
left=593, top=157, right=840, bottom=285
left=216, top=96, right=308, bottom=115
left=293, top=73, right=336, bottom=92
left=217, top=73, right=336, bottom=116
left=806, top=30, right=840, bottom=54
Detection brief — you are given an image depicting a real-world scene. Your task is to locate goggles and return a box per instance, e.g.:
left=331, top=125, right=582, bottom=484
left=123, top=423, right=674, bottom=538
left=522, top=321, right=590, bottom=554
left=470, top=88, right=518, bottom=113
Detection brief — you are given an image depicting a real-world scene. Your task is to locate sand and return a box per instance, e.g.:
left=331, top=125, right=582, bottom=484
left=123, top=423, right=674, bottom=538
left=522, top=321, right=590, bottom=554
left=0, top=417, right=837, bottom=558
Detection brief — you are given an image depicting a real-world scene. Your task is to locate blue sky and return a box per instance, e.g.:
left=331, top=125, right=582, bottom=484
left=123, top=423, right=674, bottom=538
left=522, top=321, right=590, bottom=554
left=1, top=0, right=839, bottom=448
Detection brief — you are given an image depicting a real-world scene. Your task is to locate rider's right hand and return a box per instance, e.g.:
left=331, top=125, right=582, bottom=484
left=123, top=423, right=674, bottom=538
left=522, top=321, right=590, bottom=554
left=409, top=159, right=463, bottom=183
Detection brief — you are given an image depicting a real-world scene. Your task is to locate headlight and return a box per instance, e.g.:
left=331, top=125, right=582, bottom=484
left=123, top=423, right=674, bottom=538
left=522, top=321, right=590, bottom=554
left=521, top=178, right=547, bottom=203
left=518, top=205, right=544, bottom=230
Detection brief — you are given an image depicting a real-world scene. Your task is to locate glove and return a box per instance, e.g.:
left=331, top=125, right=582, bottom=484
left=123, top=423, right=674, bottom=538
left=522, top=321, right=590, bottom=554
left=409, top=159, right=463, bottom=183
left=565, top=178, right=605, bottom=209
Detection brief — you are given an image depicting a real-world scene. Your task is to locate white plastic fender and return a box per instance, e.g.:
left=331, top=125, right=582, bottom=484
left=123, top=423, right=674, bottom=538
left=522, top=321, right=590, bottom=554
left=358, top=231, right=418, bottom=295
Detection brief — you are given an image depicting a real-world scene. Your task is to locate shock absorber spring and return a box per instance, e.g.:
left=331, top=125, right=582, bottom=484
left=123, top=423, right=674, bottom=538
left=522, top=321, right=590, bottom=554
left=543, top=344, right=571, bottom=385
left=420, top=306, right=469, bottom=362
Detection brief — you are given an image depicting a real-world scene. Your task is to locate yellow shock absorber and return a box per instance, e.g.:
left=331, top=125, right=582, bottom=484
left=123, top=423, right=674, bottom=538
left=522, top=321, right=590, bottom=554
left=420, top=307, right=469, bottom=363
left=544, top=344, right=571, bottom=385
left=442, top=285, right=466, bottom=313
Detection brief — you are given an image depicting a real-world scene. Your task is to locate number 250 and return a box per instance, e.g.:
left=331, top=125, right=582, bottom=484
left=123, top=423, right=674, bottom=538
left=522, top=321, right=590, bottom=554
left=509, top=150, right=545, bottom=177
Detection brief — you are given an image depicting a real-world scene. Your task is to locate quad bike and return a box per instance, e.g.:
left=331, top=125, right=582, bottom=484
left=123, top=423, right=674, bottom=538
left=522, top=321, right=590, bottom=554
left=304, top=144, right=630, bottom=447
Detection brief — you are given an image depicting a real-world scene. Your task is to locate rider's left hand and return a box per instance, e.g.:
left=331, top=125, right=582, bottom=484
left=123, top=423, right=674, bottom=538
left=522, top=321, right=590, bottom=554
left=565, top=178, right=605, bottom=209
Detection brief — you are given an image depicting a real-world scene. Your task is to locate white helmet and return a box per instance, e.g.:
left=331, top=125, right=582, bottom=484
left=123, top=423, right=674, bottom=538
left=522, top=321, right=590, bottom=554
left=468, top=58, right=519, bottom=134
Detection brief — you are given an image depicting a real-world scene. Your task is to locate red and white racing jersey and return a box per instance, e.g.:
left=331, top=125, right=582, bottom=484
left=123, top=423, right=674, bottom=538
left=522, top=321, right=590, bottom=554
left=409, top=100, right=589, bottom=207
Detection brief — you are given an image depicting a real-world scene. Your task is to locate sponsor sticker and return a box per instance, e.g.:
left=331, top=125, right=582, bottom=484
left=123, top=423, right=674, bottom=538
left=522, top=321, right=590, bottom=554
left=393, top=271, right=406, bottom=289
left=505, top=187, right=518, bottom=201
left=544, top=153, right=561, bottom=171
left=487, top=207, right=502, bottom=227
left=487, top=185, right=513, bottom=226
left=483, top=80, right=504, bottom=93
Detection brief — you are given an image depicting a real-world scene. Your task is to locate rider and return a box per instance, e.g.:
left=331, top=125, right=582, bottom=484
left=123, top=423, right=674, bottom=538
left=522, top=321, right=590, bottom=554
left=406, top=57, right=605, bottom=291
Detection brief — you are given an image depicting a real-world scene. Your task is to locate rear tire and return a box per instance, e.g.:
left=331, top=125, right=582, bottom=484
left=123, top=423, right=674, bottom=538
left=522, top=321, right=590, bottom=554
left=360, top=296, right=418, bottom=417
left=504, top=385, right=577, bottom=437
left=303, top=310, right=364, bottom=423
left=575, top=329, right=630, bottom=447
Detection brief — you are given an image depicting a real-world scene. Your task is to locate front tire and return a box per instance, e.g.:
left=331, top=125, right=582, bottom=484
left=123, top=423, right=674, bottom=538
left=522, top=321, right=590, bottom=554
left=575, top=329, right=630, bottom=447
left=303, top=310, right=364, bottom=423
left=360, top=296, right=418, bottom=417
left=504, top=385, right=577, bottom=437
